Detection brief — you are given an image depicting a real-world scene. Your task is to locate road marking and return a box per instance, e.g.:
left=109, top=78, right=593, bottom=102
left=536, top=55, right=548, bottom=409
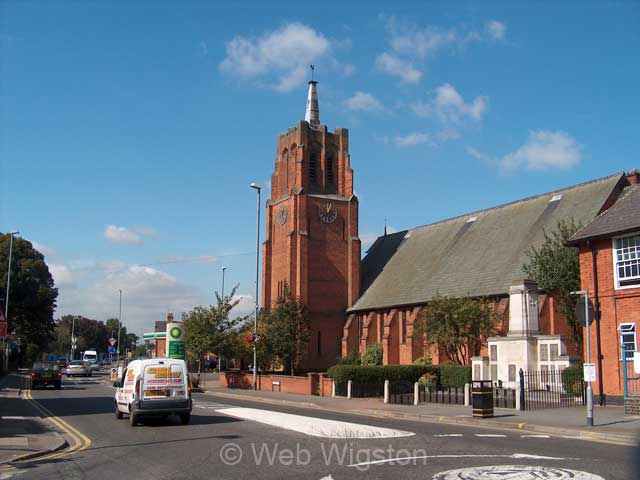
left=432, top=465, right=604, bottom=479
left=21, top=386, right=92, bottom=463
left=433, top=434, right=463, bottom=437
left=216, top=407, right=415, bottom=438
left=1, top=416, right=25, bottom=420
left=521, top=434, right=550, bottom=438
left=347, top=453, right=576, bottom=468
left=474, top=434, right=507, bottom=437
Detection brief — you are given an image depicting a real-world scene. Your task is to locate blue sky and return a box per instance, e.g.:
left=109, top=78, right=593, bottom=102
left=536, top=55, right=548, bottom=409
left=1, top=1, right=639, bottom=337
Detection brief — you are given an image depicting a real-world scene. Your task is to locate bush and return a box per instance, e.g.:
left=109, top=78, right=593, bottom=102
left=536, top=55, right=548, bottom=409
left=336, top=351, right=361, bottom=366
left=361, top=343, right=383, bottom=366
left=439, top=363, right=471, bottom=387
left=413, top=356, right=433, bottom=366
left=327, top=364, right=438, bottom=388
left=561, top=363, right=583, bottom=395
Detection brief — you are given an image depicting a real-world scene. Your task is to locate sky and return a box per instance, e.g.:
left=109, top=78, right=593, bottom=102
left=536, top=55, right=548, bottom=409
left=1, top=1, right=639, bottom=339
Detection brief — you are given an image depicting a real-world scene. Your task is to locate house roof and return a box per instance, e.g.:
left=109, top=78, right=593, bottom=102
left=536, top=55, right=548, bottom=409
left=349, top=173, right=623, bottom=312
left=568, top=183, right=640, bottom=244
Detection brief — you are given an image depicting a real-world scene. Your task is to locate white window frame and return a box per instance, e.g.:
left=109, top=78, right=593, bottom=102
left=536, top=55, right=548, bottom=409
left=618, top=323, right=636, bottom=361
left=612, top=233, right=640, bottom=290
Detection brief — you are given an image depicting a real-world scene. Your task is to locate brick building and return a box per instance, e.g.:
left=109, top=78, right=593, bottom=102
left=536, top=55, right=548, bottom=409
left=261, top=80, right=638, bottom=378
left=568, top=171, right=640, bottom=398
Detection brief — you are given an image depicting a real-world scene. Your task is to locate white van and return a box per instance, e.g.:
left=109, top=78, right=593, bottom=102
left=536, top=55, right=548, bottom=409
left=82, top=350, right=98, bottom=363
left=114, top=358, right=192, bottom=426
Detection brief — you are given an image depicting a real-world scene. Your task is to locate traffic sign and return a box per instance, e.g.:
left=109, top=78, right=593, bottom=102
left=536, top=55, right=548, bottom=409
left=575, top=297, right=595, bottom=326
left=108, top=337, right=117, bottom=346
left=108, top=346, right=116, bottom=354
left=110, top=367, right=118, bottom=381
left=583, top=363, right=596, bottom=382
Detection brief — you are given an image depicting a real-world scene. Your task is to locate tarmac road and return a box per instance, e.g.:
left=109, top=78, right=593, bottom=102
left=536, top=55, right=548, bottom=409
left=3, top=374, right=637, bottom=480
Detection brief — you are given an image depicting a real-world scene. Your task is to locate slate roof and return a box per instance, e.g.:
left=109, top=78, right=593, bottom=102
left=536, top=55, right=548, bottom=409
left=568, top=183, right=640, bottom=244
left=349, top=173, right=623, bottom=312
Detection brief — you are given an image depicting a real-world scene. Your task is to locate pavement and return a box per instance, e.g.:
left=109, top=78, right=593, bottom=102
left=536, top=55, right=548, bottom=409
left=0, top=371, right=637, bottom=479
left=0, top=374, right=67, bottom=465
left=201, top=379, right=640, bottom=447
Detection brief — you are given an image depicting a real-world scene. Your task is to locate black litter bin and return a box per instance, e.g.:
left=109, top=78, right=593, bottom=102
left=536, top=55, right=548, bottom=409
left=472, top=380, right=494, bottom=418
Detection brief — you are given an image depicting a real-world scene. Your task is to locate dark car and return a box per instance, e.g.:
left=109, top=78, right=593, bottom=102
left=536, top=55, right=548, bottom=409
left=56, top=356, right=68, bottom=368
left=31, top=362, right=62, bottom=389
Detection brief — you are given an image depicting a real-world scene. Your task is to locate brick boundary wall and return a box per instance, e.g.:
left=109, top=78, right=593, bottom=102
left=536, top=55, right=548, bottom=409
left=220, top=371, right=333, bottom=397
left=624, top=396, right=640, bottom=415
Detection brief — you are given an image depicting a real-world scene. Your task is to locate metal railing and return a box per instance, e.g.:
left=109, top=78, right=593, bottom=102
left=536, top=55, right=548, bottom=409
left=420, top=385, right=465, bottom=405
left=388, top=380, right=415, bottom=404
left=493, top=387, right=516, bottom=409
left=520, top=368, right=585, bottom=410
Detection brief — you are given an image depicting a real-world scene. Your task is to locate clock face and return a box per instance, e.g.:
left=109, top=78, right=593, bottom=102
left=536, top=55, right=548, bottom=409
left=277, top=205, right=288, bottom=225
left=318, top=202, right=338, bottom=224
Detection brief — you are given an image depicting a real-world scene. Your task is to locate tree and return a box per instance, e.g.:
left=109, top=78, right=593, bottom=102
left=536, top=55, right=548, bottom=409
left=523, top=218, right=582, bottom=350
left=414, top=295, right=500, bottom=365
left=0, top=234, right=58, bottom=357
left=54, top=316, right=110, bottom=356
left=361, top=342, right=383, bottom=366
left=262, top=284, right=311, bottom=375
left=183, top=285, right=246, bottom=375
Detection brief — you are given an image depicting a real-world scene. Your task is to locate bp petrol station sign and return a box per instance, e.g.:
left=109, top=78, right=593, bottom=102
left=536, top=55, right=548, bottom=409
left=166, top=322, right=185, bottom=359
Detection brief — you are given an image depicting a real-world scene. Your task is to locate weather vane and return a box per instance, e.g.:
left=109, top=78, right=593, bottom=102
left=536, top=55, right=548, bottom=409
left=310, top=64, right=315, bottom=81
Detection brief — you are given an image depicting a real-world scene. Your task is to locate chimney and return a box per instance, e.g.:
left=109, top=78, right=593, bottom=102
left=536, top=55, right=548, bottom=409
left=167, top=311, right=174, bottom=323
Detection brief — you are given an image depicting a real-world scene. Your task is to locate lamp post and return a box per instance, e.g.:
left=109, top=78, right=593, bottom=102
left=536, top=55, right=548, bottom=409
left=219, top=266, right=227, bottom=374
left=221, top=266, right=227, bottom=300
left=571, top=289, right=594, bottom=427
left=250, top=182, right=261, bottom=390
left=3, top=230, right=19, bottom=372
left=117, top=289, right=122, bottom=364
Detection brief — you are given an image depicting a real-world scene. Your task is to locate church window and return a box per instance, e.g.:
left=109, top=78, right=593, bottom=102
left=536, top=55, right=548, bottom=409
left=309, top=153, right=318, bottom=184
left=326, top=155, right=334, bottom=185
left=401, top=310, right=407, bottom=344
left=379, top=313, right=384, bottom=341
left=613, top=234, right=640, bottom=288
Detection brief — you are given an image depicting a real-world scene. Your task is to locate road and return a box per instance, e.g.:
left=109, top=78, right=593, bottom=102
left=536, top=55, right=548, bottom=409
left=2, top=372, right=637, bottom=479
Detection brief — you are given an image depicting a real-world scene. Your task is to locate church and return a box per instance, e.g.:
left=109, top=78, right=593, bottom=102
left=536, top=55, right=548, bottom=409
left=261, top=79, right=639, bottom=393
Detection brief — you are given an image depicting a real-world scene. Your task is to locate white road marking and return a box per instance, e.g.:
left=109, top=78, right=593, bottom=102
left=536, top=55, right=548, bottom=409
left=521, top=434, right=551, bottom=438
left=216, top=407, right=414, bottom=439
left=474, top=433, right=507, bottom=437
left=433, top=434, right=463, bottom=437
left=1, top=416, right=25, bottom=420
left=432, top=465, right=604, bottom=479
left=348, top=453, right=575, bottom=468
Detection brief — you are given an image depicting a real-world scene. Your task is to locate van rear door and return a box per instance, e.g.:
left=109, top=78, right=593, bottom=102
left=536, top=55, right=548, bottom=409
left=141, top=362, right=187, bottom=401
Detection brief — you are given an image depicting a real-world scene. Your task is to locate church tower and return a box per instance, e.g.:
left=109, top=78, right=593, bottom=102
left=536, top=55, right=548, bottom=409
left=262, top=79, right=361, bottom=369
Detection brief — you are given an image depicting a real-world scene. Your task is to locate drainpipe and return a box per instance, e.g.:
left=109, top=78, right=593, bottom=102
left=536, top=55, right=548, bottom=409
left=589, top=241, right=605, bottom=405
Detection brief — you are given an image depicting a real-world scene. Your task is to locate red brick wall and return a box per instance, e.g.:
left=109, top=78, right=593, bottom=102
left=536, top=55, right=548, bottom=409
left=219, top=371, right=321, bottom=396
left=578, top=238, right=640, bottom=396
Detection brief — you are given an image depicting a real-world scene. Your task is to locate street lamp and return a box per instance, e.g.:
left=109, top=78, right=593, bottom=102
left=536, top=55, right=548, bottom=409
left=3, top=230, right=19, bottom=373
left=117, top=289, right=122, bottom=364
left=571, top=289, right=594, bottom=427
left=221, top=266, right=227, bottom=300
left=250, top=182, right=261, bottom=390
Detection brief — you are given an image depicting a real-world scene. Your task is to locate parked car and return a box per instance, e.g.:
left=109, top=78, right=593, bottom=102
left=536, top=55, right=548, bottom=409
left=66, top=360, right=91, bottom=377
left=114, top=358, right=192, bottom=426
left=31, top=362, right=62, bottom=389
left=56, top=356, right=68, bottom=368
left=89, top=361, right=101, bottom=372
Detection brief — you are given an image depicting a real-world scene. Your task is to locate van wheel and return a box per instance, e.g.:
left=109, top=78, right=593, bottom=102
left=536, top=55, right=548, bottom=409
left=115, top=404, right=123, bottom=419
left=179, top=413, right=190, bottom=425
left=129, top=413, right=138, bottom=426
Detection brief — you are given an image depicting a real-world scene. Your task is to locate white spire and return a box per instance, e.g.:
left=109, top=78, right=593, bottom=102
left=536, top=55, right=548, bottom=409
left=305, top=80, right=320, bottom=128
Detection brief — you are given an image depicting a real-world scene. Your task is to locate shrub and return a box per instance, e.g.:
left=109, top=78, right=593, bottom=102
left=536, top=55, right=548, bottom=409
left=336, top=351, right=361, bottom=366
left=361, top=343, right=383, bottom=366
left=413, top=356, right=433, bottom=366
left=561, top=363, right=583, bottom=395
left=439, top=363, right=472, bottom=387
left=327, top=364, right=438, bottom=388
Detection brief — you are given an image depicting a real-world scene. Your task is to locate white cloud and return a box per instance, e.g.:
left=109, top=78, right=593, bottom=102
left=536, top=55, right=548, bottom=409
left=103, top=225, right=154, bottom=246
left=32, top=241, right=55, bottom=257
left=199, top=40, right=208, bottom=56
left=388, top=24, right=458, bottom=59
left=344, top=92, right=383, bottom=112
left=393, top=129, right=459, bottom=148
left=486, top=20, right=507, bottom=41
left=412, top=83, right=488, bottom=124
left=468, top=130, right=582, bottom=171
left=375, top=53, right=422, bottom=83
left=49, top=263, right=75, bottom=288
left=220, top=23, right=347, bottom=92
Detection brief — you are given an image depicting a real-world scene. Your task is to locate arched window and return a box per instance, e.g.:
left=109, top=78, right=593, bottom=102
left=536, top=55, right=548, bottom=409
left=326, top=155, right=334, bottom=186
left=309, top=143, right=321, bottom=185
left=282, top=148, right=289, bottom=190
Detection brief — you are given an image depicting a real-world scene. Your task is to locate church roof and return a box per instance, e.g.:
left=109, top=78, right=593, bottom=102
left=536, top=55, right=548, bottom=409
left=568, top=182, right=640, bottom=244
left=349, top=172, right=624, bottom=312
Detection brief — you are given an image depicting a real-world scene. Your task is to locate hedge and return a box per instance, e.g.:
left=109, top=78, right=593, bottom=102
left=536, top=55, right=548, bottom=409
left=327, top=364, right=439, bottom=387
left=439, top=363, right=472, bottom=387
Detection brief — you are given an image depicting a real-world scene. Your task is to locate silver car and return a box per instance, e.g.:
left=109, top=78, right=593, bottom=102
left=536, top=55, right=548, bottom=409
left=66, top=360, right=91, bottom=377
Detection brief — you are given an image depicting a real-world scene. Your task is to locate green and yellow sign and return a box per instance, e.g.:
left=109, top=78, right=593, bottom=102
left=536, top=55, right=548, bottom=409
left=165, top=322, right=185, bottom=359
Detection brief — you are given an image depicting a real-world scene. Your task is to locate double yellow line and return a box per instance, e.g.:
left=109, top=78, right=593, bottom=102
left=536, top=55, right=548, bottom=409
left=20, top=380, right=92, bottom=463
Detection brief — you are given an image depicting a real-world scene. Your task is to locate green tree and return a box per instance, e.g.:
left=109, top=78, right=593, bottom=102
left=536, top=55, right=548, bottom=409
left=56, top=315, right=110, bottom=355
left=183, top=285, right=246, bottom=375
left=523, top=218, right=582, bottom=350
left=414, top=295, right=500, bottom=365
left=262, top=284, right=311, bottom=375
left=0, top=234, right=58, bottom=359
left=361, top=342, right=383, bottom=366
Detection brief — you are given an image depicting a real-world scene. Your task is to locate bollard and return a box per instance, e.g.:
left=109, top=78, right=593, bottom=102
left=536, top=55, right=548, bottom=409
left=464, top=383, right=470, bottom=406
left=347, top=380, right=352, bottom=399
left=384, top=380, right=389, bottom=404
left=414, top=382, right=419, bottom=406
left=515, top=383, right=521, bottom=410
left=332, top=380, right=336, bottom=398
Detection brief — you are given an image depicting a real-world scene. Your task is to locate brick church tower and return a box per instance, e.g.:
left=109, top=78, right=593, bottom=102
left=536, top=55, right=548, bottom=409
left=262, top=79, right=360, bottom=369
